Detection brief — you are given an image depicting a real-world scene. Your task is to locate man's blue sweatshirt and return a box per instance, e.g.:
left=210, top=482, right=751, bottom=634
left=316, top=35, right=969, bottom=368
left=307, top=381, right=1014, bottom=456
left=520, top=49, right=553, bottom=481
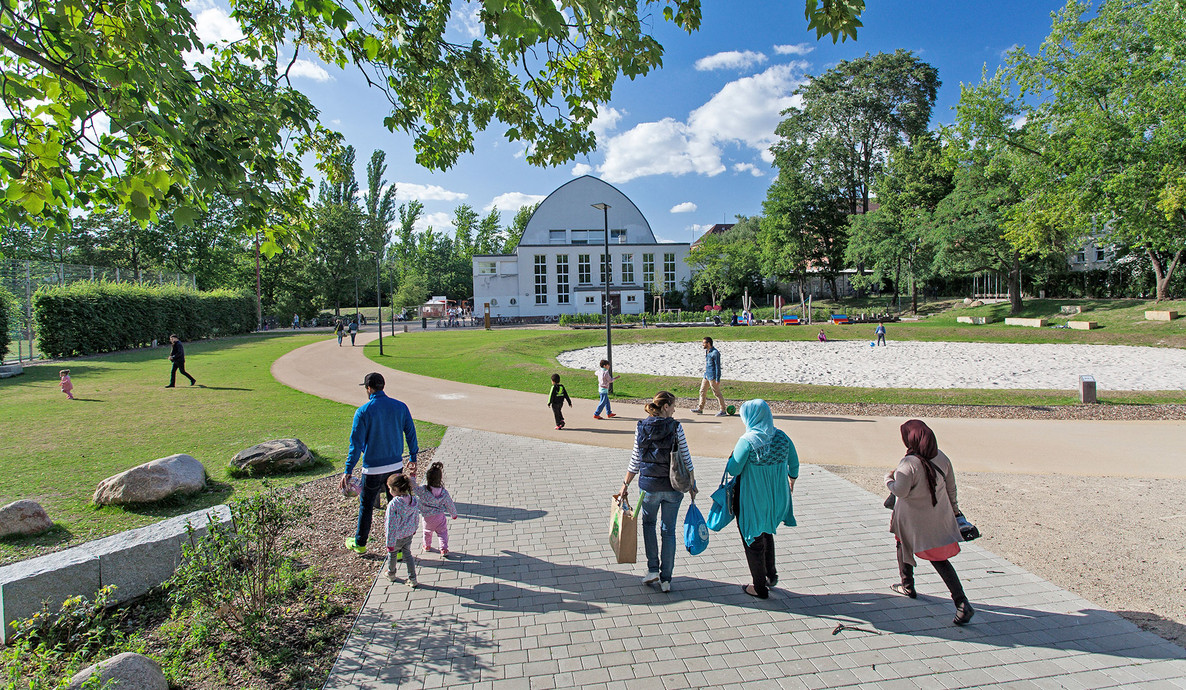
left=345, top=391, right=418, bottom=475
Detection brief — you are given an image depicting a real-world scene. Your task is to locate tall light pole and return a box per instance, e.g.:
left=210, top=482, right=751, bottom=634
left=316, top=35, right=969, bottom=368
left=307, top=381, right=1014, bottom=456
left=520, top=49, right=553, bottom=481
left=591, top=202, right=612, bottom=393
left=375, top=248, right=384, bottom=356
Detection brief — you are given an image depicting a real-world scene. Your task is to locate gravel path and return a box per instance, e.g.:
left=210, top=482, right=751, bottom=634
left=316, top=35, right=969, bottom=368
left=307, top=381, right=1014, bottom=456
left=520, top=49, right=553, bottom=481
left=823, top=464, right=1186, bottom=648
left=560, top=340, right=1186, bottom=390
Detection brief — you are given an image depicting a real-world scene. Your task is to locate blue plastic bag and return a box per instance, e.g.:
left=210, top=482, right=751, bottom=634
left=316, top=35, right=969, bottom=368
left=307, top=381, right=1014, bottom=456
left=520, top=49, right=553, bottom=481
left=684, top=502, right=709, bottom=555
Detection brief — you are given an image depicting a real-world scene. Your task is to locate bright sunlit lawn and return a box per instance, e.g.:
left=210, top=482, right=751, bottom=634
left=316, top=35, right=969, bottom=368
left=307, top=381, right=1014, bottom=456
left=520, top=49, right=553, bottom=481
left=0, top=332, right=445, bottom=564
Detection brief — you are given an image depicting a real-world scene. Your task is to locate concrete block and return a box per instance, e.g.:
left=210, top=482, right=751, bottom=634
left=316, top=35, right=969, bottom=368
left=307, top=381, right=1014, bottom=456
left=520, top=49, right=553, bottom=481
left=1145, top=310, right=1178, bottom=321
left=1004, top=317, right=1047, bottom=327
left=0, top=364, right=22, bottom=379
left=956, top=316, right=991, bottom=325
left=1068, top=321, right=1098, bottom=330
left=0, top=549, right=100, bottom=645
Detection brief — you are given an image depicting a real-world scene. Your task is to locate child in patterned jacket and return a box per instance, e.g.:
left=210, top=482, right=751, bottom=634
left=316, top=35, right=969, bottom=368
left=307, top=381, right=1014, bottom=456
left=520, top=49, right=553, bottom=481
left=415, top=462, right=459, bottom=558
left=384, top=473, right=420, bottom=586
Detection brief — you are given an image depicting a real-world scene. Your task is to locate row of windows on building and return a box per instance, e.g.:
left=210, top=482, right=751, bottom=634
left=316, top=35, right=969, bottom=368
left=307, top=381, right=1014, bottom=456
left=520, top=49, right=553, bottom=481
left=547, top=229, right=628, bottom=245
left=532, top=253, right=677, bottom=304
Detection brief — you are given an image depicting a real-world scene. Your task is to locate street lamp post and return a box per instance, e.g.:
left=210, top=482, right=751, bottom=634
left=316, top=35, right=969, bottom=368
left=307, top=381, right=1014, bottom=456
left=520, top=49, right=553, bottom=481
left=591, top=202, right=612, bottom=393
left=375, top=249, right=384, bottom=356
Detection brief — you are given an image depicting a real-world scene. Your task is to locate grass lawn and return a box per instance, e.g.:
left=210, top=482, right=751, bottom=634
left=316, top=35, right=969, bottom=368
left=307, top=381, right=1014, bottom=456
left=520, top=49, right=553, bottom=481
left=0, top=332, right=445, bottom=565
left=366, top=304, right=1186, bottom=406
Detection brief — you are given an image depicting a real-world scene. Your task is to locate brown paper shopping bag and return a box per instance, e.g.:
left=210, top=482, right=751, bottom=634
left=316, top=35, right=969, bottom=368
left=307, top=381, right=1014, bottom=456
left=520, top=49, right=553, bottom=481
left=609, top=494, right=638, bottom=564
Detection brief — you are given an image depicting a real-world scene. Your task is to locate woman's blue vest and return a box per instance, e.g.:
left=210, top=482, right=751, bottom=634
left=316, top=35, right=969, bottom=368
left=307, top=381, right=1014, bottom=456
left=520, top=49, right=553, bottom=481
left=636, top=416, right=678, bottom=492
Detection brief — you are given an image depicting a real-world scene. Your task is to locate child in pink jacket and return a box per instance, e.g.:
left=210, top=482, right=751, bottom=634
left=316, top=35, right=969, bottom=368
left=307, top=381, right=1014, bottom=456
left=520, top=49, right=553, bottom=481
left=59, top=369, right=74, bottom=400
left=415, top=462, right=458, bottom=558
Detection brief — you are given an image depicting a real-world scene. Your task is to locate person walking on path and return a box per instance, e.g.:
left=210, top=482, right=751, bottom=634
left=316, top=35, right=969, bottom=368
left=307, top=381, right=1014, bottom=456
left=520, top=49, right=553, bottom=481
left=348, top=318, right=359, bottom=346
left=727, top=399, right=798, bottom=599
left=547, top=373, right=573, bottom=430
left=384, top=473, right=420, bottom=586
left=335, top=319, right=345, bottom=346
left=166, top=334, right=196, bottom=387
left=619, top=391, right=696, bottom=593
left=341, top=372, right=419, bottom=554
left=292, top=313, right=300, bottom=330
left=59, top=369, right=74, bottom=400
left=593, top=359, right=619, bottom=419
left=886, top=419, right=974, bottom=626
left=692, top=337, right=726, bottom=416
left=875, top=322, right=887, bottom=346
left=415, top=461, right=458, bottom=558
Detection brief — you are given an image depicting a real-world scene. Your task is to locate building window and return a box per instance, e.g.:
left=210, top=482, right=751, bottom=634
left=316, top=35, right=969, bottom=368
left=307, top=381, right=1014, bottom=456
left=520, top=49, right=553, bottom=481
left=1096, top=246, right=1106, bottom=261
left=643, top=253, right=655, bottom=289
left=1075, top=250, right=1086, bottom=263
left=549, top=230, right=566, bottom=245
left=477, top=261, right=496, bottom=275
left=534, top=255, right=547, bottom=304
left=571, top=230, right=588, bottom=245
left=621, top=253, right=634, bottom=284
left=578, top=254, right=591, bottom=284
left=600, top=253, right=611, bottom=285
left=612, top=229, right=627, bottom=244
left=556, top=255, right=569, bottom=304
left=585, top=295, right=595, bottom=304
left=626, top=294, right=637, bottom=303
left=663, top=252, right=676, bottom=293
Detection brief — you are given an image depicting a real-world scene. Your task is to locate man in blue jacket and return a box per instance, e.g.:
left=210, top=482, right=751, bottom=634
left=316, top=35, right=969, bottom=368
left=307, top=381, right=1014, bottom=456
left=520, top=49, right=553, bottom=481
left=692, top=336, right=727, bottom=416
left=341, top=372, right=419, bottom=554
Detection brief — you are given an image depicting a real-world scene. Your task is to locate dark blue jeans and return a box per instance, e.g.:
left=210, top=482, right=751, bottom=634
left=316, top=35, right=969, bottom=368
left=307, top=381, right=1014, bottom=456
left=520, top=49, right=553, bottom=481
left=641, top=490, right=684, bottom=583
left=355, top=471, right=395, bottom=546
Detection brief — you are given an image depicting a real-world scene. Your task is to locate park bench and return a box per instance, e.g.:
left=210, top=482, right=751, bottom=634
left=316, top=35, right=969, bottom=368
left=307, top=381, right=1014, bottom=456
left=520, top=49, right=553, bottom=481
left=830, top=314, right=849, bottom=324
left=781, top=315, right=800, bottom=325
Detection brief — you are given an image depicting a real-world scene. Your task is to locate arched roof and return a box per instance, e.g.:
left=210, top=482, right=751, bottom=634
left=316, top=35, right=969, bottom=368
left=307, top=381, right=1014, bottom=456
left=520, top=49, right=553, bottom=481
left=518, top=176, right=656, bottom=246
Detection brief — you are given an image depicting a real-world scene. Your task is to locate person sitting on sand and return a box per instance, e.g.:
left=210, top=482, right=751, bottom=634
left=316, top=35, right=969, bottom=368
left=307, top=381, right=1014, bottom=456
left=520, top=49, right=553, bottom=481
left=817, top=329, right=827, bottom=342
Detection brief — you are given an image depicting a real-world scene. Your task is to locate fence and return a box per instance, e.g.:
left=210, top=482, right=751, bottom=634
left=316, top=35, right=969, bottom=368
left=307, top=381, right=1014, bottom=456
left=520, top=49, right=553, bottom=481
left=1, top=260, right=196, bottom=363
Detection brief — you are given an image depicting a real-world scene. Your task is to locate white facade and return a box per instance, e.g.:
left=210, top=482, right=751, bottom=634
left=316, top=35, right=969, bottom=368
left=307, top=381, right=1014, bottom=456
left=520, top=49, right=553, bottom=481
left=473, top=176, right=692, bottom=318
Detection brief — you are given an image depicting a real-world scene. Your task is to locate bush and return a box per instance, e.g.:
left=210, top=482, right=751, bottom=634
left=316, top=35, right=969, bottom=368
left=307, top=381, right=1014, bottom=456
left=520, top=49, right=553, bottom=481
left=32, top=282, right=255, bottom=357
left=559, top=311, right=699, bottom=326
left=0, top=286, right=15, bottom=361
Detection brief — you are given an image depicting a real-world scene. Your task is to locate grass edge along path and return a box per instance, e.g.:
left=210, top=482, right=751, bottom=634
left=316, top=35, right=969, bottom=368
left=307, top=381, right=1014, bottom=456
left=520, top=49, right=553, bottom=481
left=367, top=325, right=1186, bottom=407
left=0, top=332, right=445, bottom=565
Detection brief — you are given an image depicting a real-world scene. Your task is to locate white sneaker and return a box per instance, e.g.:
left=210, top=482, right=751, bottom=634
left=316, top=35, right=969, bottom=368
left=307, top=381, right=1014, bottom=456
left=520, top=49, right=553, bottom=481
left=660, top=581, right=671, bottom=593
left=691, top=408, right=702, bottom=414
left=642, top=570, right=660, bottom=585
left=715, top=410, right=728, bottom=417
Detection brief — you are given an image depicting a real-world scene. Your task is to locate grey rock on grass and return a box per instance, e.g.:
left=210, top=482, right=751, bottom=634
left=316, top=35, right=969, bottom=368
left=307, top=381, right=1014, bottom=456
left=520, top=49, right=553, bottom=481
left=67, top=652, right=167, bottom=690
left=0, top=500, right=51, bottom=537
left=93, top=454, right=207, bottom=506
left=230, top=438, right=313, bottom=474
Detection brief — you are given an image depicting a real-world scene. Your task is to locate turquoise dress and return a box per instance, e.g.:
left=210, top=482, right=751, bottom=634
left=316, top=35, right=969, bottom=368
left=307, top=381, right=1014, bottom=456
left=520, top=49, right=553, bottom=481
left=725, top=429, right=799, bottom=545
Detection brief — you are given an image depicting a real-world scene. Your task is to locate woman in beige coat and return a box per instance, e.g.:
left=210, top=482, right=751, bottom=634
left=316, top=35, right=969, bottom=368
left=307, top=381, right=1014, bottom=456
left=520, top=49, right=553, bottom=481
left=885, top=419, right=974, bottom=626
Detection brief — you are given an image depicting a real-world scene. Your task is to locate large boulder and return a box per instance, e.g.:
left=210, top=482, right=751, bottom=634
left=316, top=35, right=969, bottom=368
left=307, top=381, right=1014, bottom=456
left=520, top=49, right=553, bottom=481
left=67, top=652, right=168, bottom=690
left=0, top=500, right=52, bottom=537
left=230, top=438, right=314, bottom=474
left=93, top=454, right=207, bottom=506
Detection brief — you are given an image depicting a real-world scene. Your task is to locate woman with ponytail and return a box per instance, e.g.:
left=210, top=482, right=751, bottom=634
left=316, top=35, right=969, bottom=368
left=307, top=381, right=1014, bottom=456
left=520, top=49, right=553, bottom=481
left=619, top=391, right=696, bottom=593
left=885, top=420, right=973, bottom=626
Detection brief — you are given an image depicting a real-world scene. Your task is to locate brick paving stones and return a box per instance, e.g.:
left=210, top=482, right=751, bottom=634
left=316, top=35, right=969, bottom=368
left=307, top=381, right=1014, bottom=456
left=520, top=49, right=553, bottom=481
left=322, top=428, right=1186, bottom=689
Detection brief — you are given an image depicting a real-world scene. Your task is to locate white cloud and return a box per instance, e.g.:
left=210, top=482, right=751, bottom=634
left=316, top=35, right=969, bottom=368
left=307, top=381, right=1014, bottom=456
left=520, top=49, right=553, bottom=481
left=571, top=163, right=593, bottom=176
left=1000, top=43, right=1020, bottom=60
left=774, top=43, right=814, bottom=56
left=733, top=162, right=765, bottom=177
left=415, top=212, right=455, bottom=233
left=597, top=64, right=806, bottom=183
left=695, top=50, right=767, bottom=72
left=590, top=107, right=624, bottom=141
left=1011, top=115, right=1028, bottom=130
left=670, top=202, right=697, bottom=214
left=598, top=118, right=725, bottom=183
left=395, top=182, right=468, bottom=202
left=450, top=2, right=483, bottom=39
left=486, top=192, right=545, bottom=212
left=286, top=59, right=333, bottom=82
left=194, top=6, right=244, bottom=45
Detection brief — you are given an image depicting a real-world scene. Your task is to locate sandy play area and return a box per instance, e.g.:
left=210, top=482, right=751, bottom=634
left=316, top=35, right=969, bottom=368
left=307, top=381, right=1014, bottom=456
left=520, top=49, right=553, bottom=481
left=557, top=340, right=1186, bottom=390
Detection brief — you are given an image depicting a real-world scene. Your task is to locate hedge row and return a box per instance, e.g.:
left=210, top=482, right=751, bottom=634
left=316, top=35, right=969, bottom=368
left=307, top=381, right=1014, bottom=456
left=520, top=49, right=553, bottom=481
left=0, top=286, right=15, bottom=361
left=559, top=311, right=705, bottom=326
left=33, top=282, right=256, bottom=357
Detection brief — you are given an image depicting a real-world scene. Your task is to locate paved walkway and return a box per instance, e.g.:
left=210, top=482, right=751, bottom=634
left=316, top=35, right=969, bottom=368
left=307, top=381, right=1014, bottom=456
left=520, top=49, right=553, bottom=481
left=274, top=330, right=1186, bottom=477
left=323, top=428, right=1186, bottom=689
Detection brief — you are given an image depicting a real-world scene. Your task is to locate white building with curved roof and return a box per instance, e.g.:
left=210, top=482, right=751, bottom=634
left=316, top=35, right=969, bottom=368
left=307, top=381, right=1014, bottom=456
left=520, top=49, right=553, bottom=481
left=473, top=176, right=691, bottom=318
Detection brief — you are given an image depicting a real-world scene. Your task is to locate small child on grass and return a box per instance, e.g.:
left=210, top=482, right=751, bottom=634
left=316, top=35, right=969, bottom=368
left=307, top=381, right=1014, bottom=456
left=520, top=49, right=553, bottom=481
left=59, top=369, right=74, bottom=400
left=547, top=373, right=573, bottom=430
left=384, top=473, right=420, bottom=587
left=415, top=462, right=459, bottom=558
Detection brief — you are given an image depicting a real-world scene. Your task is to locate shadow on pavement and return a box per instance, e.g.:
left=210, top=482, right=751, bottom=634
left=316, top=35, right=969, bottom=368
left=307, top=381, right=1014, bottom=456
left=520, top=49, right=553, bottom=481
left=453, top=502, right=547, bottom=523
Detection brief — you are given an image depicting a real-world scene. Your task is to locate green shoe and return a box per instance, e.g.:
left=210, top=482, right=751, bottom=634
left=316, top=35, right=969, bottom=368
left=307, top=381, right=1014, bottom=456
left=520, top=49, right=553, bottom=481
left=344, top=538, right=366, bottom=554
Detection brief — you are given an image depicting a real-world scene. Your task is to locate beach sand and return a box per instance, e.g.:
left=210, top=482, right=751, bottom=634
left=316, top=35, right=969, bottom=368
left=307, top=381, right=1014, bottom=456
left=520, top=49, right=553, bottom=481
left=558, top=340, right=1186, bottom=391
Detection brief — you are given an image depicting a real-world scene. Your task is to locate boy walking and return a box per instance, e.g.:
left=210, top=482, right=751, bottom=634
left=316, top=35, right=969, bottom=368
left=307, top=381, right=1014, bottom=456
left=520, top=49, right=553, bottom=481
left=593, top=359, right=619, bottom=419
left=166, top=334, right=196, bottom=388
left=547, top=373, right=573, bottom=430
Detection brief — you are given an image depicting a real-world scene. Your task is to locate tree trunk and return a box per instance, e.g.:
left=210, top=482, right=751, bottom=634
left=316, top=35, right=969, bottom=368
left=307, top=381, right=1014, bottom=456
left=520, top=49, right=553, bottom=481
left=1008, top=250, right=1024, bottom=314
left=829, top=276, right=839, bottom=300
left=1148, top=247, right=1183, bottom=302
left=892, top=257, right=901, bottom=309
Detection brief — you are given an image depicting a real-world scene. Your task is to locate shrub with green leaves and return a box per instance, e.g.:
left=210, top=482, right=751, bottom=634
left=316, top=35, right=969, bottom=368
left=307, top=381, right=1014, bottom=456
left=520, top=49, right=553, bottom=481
left=2, top=585, right=126, bottom=689
left=32, top=282, right=255, bottom=357
left=0, top=286, right=15, bottom=361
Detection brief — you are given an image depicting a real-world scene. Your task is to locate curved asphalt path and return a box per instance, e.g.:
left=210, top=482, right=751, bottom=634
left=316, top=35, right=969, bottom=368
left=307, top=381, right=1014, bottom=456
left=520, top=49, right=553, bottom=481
left=272, top=329, right=1186, bottom=478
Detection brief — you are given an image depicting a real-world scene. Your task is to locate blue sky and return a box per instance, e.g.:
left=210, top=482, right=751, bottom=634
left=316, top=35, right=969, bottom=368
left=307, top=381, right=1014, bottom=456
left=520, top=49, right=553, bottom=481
left=194, top=1, right=1068, bottom=244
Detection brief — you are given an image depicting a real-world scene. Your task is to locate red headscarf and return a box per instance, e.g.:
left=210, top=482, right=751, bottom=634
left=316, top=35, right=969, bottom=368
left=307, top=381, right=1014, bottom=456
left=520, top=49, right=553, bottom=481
left=901, top=419, right=940, bottom=506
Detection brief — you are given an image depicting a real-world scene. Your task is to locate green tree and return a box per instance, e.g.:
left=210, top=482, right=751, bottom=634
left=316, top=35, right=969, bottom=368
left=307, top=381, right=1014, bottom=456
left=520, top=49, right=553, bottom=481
left=759, top=171, right=848, bottom=302
left=311, top=147, right=364, bottom=315
left=503, top=203, right=538, bottom=253
left=451, top=204, right=480, bottom=263
left=474, top=208, right=504, bottom=256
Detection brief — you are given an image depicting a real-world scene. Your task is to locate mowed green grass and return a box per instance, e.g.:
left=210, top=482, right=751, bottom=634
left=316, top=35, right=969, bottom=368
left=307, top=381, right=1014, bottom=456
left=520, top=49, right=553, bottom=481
left=0, top=333, right=445, bottom=564
left=367, top=307, right=1186, bottom=406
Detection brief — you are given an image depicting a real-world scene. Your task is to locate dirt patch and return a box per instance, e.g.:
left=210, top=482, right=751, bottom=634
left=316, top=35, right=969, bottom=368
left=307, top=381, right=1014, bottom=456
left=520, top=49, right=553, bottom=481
left=823, top=463, right=1186, bottom=648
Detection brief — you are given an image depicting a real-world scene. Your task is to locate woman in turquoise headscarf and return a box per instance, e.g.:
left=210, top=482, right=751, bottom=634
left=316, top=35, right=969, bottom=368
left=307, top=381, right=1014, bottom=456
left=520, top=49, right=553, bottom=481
left=725, top=399, right=799, bottom=599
